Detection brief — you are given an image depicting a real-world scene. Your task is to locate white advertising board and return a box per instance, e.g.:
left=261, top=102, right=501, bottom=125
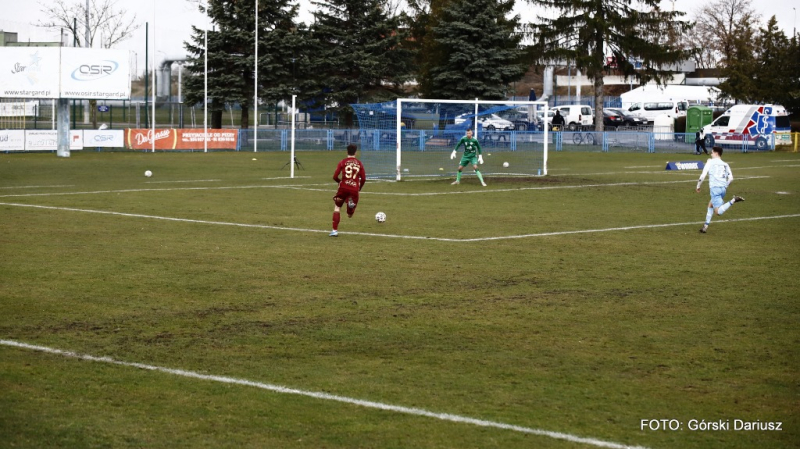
left=60, top=48, right=131, bottom=100
left=0, top=48, right=61, bottom=99
left=24, top=130, right=84, bottom=151
left=84, top=129, right=124, bottom=147
left=0, top=101, right=40, bottom=117
left=0, top=130, right=26, bottom=151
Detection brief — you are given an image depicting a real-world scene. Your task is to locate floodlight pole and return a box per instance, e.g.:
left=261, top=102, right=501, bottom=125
left=204, top=0, right=208, bottom=153
left=253, top=0, right=258, bottom=153
left=151, top=1, right=156, bottom=153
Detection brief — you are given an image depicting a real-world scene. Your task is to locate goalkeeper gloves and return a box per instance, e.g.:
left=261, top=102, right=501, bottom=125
left=478, top=155, right=484, bottom=164
left=450, top=150, right=457, bottom=160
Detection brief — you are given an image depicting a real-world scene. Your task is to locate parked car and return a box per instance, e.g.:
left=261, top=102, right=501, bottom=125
left=454, top=113, right=515, bottom=131
left=552, top=104, right=594, bottom=130
left=536, top=109, right=555, bottom=129
left=606, top=108, right=648, bottom=127
left=602, top=109, right=625, bottom=128
left=498, top=110, right=540, bottom=131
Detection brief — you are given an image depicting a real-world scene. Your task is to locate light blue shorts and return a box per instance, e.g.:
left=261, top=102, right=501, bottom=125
left=710, top=186, right=727, bottom=208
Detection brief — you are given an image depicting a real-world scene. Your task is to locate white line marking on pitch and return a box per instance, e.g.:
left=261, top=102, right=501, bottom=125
left=0, top=175, right=773, bottom=200
left=0, top=184, right=75, bottom=189
left=552, top=165, right=800, bottom=177
left=0, top=339, right=649, bottom=449
left=285, top=176, right=770, bottom=197
left=1, top=201, right=797, bottom=242
left=145, top=179, right=222, bottom=184
left=0, top=183, right=333, bottom=199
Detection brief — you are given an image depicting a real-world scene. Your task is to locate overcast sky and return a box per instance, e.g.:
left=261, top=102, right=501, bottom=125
left=0, top=0, right=797, bottom=73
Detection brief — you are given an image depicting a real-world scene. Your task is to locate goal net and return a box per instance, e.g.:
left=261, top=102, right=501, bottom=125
left=351, top=99, right=550, bottom=181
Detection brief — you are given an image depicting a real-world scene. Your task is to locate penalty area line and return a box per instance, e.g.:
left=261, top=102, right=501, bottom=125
left=0, top=339, right=649, bottom=449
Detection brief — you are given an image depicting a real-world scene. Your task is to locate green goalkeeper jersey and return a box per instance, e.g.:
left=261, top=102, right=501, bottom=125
left=454, top=136, right=482, bottom=157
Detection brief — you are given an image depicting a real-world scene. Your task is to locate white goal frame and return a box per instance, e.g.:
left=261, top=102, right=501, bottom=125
left=395, top=98, right=550, bottom=181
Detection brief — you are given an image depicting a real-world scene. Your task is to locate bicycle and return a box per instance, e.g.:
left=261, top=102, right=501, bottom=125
left=572, top=131, right=596, bottom=145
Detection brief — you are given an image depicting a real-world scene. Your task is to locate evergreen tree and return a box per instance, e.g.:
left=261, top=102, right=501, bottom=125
left=719, top=16, right=800, bottom=112
left=716, top=23, right=757, bottom=103
left=528, top=0, right=690, bottom=131
left=183, top=0, right=301, bottom=129
left=412, top=0, right=526, bottom=100
left=310, top=0, right=413, bottom=125
left=752, top=17, right=796, bottom=110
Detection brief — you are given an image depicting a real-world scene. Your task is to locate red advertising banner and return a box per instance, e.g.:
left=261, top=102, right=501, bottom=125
left=126, top=129, right=238, bottom=150
left=177, top=129, right=238, bottom=149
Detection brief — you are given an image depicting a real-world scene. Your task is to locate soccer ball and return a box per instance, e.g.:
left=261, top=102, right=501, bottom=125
left=502, top=162, right=509, bottom=168
left=375, top=212, right=387, bottom=223
left=144, top=170, right=152, bottom=177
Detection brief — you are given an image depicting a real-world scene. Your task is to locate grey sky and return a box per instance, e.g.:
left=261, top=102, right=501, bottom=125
left=0, top=0, right=796, bottom=74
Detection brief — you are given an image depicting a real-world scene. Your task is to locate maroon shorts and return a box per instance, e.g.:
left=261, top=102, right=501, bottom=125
left=333, top=187, right=359, bottom=212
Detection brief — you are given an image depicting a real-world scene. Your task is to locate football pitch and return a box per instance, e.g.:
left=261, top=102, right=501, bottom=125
left=1, top=150, right=798, bottom=448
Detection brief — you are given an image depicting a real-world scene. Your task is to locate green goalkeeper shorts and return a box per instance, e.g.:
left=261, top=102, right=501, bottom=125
left=459, top=155, right=478, bottom=167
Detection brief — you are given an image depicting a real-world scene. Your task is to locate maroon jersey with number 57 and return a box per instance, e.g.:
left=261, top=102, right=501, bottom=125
left=333, top=156, right=366, bottom=193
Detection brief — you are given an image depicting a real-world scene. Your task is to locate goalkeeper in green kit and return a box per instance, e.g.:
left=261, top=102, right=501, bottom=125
left=450, top=128, right=487, bottom=186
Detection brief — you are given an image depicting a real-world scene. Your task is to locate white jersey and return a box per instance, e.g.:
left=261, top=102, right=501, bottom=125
left=697, top=157, right=733, bottom=190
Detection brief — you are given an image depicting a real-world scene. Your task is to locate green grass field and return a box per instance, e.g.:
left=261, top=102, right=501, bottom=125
left=1, top=149, right=798, bottom=449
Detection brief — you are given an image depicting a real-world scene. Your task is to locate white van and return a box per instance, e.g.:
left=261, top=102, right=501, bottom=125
left=702, top=104, right=791, bottom=150
left=626, top=99, right=688, bottom=122
left=552, top=104, right=594, bottom=130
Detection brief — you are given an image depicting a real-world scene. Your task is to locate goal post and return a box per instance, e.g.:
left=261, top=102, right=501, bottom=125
left=352, top=99, right=550, bottom=181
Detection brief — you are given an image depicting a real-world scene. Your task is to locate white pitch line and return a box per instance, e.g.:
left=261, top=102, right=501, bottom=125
left=0, top=339, right=649, bottom=449
left=0, top=183, right=333, bottom=199
left=553, top=164, right=800, bottom=177
left=1, top=201, right=797, bottom=242
left=0, top=184, right=75, bottom=190
left=284, top=176, right=770, bottom=197
left=145, top=179, right=222, bottom=184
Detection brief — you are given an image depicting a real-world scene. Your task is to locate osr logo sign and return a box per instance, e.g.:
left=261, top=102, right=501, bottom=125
left=71, top=60, right=119, bottom=81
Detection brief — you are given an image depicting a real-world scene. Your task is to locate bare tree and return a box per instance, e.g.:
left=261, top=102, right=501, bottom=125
left=691, top=0, right=761, bottom=67
left=36, top=0, right=140, bottom=49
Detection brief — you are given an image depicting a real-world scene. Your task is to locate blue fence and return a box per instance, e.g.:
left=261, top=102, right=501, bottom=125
left=235, top=129, right=776, bottom=154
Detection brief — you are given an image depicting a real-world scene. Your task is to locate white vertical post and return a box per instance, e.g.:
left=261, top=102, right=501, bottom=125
left=290, top=95, right=296, bottom=178
left=204, top=0, right=208, bottom=153
left=473, top=98, right=479, bottom=140
left=396, top=98, right=402, bottom=181
left=151, top=0, right=156, bottom=153
left=253, top=0, right=258, bottom=153
left=51, top=99, right=55, bottom=130
left=542, top=102, right=548, bottom=176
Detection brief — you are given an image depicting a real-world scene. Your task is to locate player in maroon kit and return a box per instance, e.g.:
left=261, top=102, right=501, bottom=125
left=330, top=144, right=366, bottom=237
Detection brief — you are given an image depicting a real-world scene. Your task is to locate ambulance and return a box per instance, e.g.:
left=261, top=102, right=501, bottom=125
left=702, top=104, right=791, bottom=151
